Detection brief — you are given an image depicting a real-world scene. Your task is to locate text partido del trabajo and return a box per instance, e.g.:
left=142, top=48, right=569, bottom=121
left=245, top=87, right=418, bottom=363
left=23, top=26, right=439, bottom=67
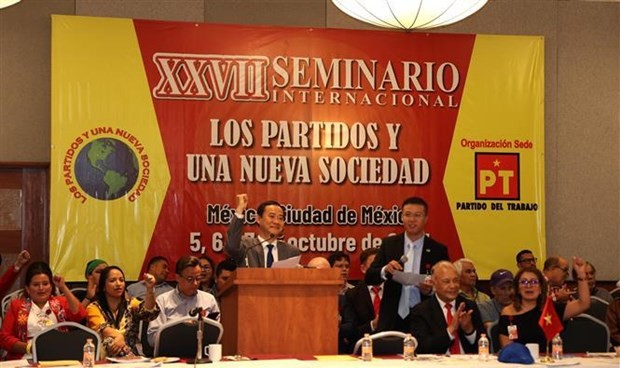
left=186, top=118, right=430, bottom=185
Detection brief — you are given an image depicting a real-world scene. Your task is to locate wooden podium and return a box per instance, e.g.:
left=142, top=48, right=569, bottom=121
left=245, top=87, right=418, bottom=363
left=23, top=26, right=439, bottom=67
left=219, top=267, right=342, bottom=356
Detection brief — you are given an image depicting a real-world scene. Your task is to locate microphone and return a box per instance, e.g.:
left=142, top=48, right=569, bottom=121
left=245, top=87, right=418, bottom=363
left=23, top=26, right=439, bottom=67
left=386, top=254, right=408, bottom=280
left=244, top=233, right=277, bottom=256
left=398, top=254, right=408, bottom=267
left=189, top=307, right=203, bottom=317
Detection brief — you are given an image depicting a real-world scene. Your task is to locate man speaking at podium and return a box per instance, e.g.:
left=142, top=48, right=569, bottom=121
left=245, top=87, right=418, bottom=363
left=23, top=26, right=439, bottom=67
left=226, top=194, right=300, bottom=268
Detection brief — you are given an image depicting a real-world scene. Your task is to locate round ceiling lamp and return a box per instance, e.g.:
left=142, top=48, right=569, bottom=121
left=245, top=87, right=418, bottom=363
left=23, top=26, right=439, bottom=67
left=332, top=0, right=489, bottom=30
left=0, top=0, right=21, bottom=9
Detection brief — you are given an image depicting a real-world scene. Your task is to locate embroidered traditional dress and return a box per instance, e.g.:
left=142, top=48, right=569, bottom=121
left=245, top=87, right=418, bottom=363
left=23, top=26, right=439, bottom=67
left=0, top=296, right=87, bottom=360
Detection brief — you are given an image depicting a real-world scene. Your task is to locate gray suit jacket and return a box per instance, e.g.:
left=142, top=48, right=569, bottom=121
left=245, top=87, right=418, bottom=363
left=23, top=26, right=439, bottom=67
left=226, top=215, right=300, bottom=267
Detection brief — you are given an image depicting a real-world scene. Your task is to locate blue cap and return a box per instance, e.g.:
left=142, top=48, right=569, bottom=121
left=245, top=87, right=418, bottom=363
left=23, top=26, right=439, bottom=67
left=498, top=343, right=534, bottom=364
left=490, top=269, right=514, bottom=287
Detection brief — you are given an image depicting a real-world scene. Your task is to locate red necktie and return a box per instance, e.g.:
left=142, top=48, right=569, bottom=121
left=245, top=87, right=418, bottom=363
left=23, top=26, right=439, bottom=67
left=371, top=286, right=381, bottom=316
left=444, top=303, right=461, bottom=354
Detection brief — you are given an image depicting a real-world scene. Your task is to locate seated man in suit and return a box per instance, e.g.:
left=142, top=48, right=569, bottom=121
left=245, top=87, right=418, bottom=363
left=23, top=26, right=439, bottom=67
left=410, top=261, right=485, bottom=354
left=340, top=247, right=380, bottom=353
left=226, top=193, right=300, bottom=268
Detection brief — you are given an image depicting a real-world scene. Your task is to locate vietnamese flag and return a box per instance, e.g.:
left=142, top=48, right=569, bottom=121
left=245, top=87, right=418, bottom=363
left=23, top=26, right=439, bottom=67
left=538, top=296, right=564, bottom=341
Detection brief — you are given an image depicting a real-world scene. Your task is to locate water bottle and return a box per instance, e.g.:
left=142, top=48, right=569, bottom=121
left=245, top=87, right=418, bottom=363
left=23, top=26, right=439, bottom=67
left=82, top=338, right=95, bottom=368
left=551, top=334, right=563, bottom=360
left=478, top=333, right=489, bottom=361
left=361, top=333, right=373, bottom=361
left=403, top=333, right=415, bottom=361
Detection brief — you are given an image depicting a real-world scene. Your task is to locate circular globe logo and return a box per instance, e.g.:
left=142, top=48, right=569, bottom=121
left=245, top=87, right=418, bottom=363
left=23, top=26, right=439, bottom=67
left=75, top=138, right=139, bottom=200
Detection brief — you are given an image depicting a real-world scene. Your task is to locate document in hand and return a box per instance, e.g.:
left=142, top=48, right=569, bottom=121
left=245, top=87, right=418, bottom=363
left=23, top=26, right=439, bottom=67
left=392, top=271, right=428, bottom=286
left=271, top=255, right=301, bottom=268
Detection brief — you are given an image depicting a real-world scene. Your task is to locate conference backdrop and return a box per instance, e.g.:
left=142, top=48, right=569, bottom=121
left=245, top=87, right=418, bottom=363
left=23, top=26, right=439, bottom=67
left=50, top=15, right=544, bottom=281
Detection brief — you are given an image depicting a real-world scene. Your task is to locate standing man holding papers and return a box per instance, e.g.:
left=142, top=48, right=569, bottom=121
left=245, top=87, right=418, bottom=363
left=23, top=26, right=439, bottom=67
left=226, top=194, right=300, bottom=268
left=365, top=196, right=449, bottom=332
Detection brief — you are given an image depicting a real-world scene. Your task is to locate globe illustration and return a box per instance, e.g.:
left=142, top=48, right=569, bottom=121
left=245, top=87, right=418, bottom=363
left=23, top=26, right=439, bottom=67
left=75, top=138, right=139, bottom=200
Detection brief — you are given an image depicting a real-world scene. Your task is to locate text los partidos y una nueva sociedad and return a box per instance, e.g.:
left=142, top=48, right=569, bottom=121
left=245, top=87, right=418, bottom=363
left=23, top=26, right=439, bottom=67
left=186, top=117, right=426, bottom=255
left=186, top=118, right=430, bottom=185
left=189, top=203, right=401, bottom=255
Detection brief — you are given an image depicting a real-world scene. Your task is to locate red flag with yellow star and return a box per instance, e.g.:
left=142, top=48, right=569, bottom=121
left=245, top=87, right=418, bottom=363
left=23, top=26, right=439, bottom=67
left=538, top=296, right=564, bottom=341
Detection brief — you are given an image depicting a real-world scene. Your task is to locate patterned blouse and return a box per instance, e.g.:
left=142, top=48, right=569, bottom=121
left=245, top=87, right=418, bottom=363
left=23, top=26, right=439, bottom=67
left=0, top=295, right=87, bottom=360
left=86, top=296, right=159, bottom=357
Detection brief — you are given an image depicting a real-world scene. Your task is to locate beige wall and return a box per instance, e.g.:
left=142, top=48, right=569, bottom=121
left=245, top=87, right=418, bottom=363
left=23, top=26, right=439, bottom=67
left=0, top=0, right=618, bottom=279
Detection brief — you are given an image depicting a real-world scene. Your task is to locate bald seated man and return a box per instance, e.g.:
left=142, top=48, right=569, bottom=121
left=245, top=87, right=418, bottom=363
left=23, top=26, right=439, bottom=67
left=307, top=257, right=330, bottom=269
left=410, top=261, right=485, bottom=354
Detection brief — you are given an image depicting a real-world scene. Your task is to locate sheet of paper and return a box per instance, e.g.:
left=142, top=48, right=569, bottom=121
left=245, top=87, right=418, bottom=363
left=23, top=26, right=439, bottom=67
left=314, top=355, right=359, bottom=361
left=0, top=359, right=29, bottom=368
left=271, top=255, right=301, bottom=268
left=392, top=271, right=428, bottom=286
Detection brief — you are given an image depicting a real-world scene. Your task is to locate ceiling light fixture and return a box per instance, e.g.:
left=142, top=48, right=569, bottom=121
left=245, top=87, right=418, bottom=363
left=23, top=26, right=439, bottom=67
left=332, top=0, right=489, bottom=30
left=0, top=0, right=21, bottom=10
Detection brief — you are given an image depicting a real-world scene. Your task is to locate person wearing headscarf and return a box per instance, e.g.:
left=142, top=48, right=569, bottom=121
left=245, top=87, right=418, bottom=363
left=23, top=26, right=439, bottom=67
left=82, top=259, right=108, bottom=307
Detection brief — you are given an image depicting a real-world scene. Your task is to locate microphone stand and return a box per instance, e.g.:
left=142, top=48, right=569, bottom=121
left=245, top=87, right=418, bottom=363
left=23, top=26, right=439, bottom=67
left=187, top=310, right=211, bottom=365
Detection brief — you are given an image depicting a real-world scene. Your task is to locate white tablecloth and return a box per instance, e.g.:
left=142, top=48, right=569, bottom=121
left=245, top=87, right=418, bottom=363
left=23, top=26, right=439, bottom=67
left=1, top=354, right=618, bottom=368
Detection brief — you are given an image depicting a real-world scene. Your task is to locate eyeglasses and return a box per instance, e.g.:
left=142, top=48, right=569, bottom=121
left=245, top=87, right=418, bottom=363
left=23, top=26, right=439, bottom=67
left=403, top=212, right=426, bottom=219
left=519, top=279, right=540, bottom=287
left=554, top=266, right=569, bottom=273
left=180, top=275, right=203, bottom=283
left=200, top=265, right=212, bottom=270
left=518, top=257, right=537, bottom=264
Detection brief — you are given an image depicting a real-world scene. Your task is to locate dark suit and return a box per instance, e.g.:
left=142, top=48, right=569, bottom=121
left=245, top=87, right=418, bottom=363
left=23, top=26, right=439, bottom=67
left=410, top=295, right=485, bottom=354
left=226, top=215, right=300, bottom=267
left=340, top=282, right=377, bottom=353
left=365, top=233, right=449, bottom=332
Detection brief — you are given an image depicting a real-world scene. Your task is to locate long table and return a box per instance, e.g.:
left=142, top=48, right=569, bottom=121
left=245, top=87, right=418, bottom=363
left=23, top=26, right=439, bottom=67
left=1, top=354, right=618, bottom=368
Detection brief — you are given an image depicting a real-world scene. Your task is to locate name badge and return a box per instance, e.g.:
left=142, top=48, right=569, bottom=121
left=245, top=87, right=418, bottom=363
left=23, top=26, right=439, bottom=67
left=507, top=324, right=518, bottom=340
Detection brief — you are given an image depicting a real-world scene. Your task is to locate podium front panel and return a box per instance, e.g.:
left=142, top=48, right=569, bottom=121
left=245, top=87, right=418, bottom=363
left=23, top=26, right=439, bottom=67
left=220, top=268, right=341, bottom=355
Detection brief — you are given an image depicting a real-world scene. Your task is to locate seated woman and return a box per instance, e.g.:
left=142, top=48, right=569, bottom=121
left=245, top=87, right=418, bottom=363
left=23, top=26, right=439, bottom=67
left=198, top=256, right=215, bottom=292
left=86, top=266, right=159, bottom=357
left=498, top=257, right=591, bottom=352
left=0, top=261, right=86, bottom=360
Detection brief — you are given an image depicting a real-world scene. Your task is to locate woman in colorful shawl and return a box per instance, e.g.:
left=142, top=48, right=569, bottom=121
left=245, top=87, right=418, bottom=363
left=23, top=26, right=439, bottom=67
left=0, top=261, right=86, bottom=360
left=86, top=266, right=159, bottom=357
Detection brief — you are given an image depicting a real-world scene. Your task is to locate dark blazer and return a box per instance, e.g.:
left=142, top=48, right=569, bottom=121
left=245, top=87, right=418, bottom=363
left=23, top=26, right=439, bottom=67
left=340, top=282, right=377, bottom=353
left=410, top=295, right=485, bottom=354
left=365, top=233, right=449, bottom=331
left=226, top=215, right=300, bottom=267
